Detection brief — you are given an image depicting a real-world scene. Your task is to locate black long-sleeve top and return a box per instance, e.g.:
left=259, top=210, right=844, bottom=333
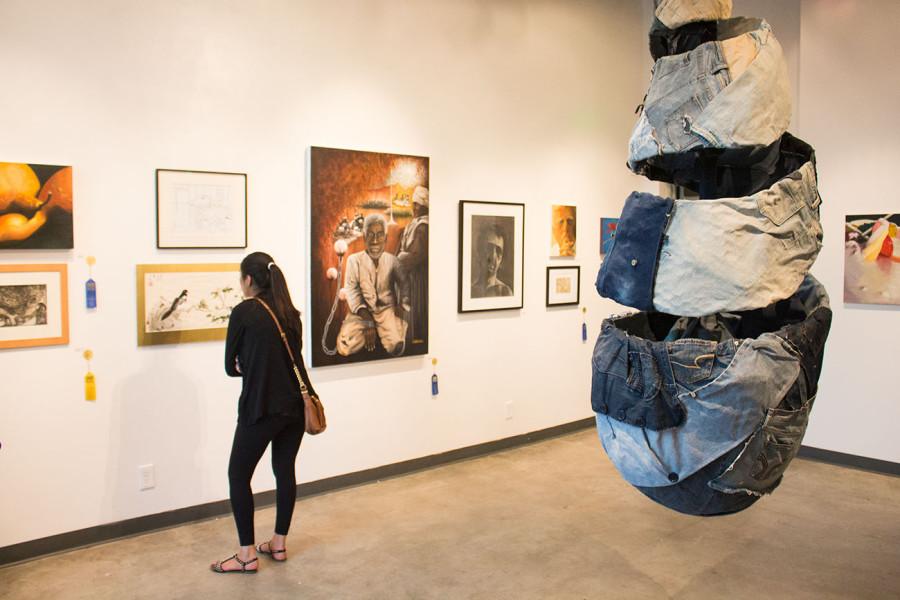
left=224, top=295, right=317, bottom=425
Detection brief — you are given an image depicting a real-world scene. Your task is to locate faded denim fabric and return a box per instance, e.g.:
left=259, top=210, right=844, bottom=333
left=592, top=276, right=831, bottom=513
left=593, top=332, right=799, bottom=488
left=629, top=18, right=791, bottom=171
left=655, top=0, right=732, bottom=30
left=597, top=148, right=821, bottom=316
left=654, top=160, right=822, bottom=315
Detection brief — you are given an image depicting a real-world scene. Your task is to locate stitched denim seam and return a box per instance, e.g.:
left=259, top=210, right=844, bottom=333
left=675, top=338, right=747, bottom=400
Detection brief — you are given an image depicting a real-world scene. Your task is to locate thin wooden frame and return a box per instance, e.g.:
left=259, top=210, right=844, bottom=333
left=458, top=200, right=525, bottom=313
left=546, top=266, right=580, bottom=307
left=0, top=264, right=69, bottom=349
left=136, top=263, right=241, bottom=346
left=155, top=169, right=248, bottom=249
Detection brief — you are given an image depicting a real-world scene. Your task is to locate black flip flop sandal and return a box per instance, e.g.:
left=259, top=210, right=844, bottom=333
left=210, top=553, right=258, bottom=574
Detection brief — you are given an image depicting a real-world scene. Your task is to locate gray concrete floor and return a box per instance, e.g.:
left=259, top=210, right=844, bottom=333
left=1, top=429, right=898, bottom=600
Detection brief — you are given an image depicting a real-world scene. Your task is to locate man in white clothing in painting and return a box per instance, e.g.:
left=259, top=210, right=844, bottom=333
left=337, top=213, right=409, bottom=356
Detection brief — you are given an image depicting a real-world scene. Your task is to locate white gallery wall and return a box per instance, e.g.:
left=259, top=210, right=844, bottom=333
left=0, top=0, right=650, bottom=547
left=794, top=0, right=900, bottom=461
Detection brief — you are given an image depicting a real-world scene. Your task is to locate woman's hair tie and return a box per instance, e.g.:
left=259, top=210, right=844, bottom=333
left=267, top=262, right=275, bottom=271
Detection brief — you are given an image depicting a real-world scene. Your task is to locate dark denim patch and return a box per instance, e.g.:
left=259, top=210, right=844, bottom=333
left=596, top=192, right=673, bottom=311
left=591, top=325, right=685, bottom=431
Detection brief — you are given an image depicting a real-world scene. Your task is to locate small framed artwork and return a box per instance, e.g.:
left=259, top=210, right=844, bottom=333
left=156, top=169, right=247, bottom=248
left=546, top=266, right=580, bottom=307
left=551, top=204, right=576, bottom=257
left=844, top=213, right=900, bottom=305
left=601, top=217, right=619, bottom=255
left=0, top=162, right=73, bottom=249
left=458, top=200, right=525, bottom=313
left=0, top=264, right=69, bottom=349
left=136, top=263, right=243, bottom=346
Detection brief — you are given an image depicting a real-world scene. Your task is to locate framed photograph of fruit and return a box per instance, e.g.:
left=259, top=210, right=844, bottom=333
left=156, top=169, right=247, bottom=248
left=546, top=266, right=580, bottom=307
left=136, top=263, right=243, bottom=346
left=0, top=162, right=73, bottom=249
left=0, top=264, right=69, bottom=350
left=844, top=213, right=900, bottom=305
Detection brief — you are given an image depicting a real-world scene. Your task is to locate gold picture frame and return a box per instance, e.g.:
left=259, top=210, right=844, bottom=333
left=136, top=263, right=242, bottom=346
left=0, top=263, right=69, bottom=349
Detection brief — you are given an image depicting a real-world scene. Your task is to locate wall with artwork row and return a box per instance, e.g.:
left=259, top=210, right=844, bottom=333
left=0, top=0, right=652, bottom=547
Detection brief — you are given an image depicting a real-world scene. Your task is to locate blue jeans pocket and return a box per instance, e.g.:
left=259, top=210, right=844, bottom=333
left=708, top=398, right=812, bottom=496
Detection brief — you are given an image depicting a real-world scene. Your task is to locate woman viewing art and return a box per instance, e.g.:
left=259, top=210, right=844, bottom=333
left=211, top=252, right=317, bottom=574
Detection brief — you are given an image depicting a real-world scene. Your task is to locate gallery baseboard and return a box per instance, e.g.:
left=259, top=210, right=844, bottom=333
left=797, top=446, right=900, bottom=477
left=0, top=417, right=596, bottom=567
left=3, top=421, right=897, bottom=568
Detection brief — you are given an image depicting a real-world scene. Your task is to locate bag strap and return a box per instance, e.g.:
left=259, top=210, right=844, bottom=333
left=251, top=297, right=309, bottom=393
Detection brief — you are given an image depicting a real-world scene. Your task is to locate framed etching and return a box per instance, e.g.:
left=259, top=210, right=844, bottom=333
left=309, top=147, right=430, bottom=367
left=458, top=201, right=525, bottom=313
left=546, top=266, right=580, bottom=307
left=0, top=162, right=73, bottom=249
left=136, top=263, right=243, bottom=346
left=155, top=169, right=247, bottom=248
left=0, top=264, right=69, bottom=349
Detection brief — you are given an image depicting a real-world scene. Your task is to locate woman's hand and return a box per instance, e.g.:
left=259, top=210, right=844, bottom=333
left=234, top=356, right=242, bottom=374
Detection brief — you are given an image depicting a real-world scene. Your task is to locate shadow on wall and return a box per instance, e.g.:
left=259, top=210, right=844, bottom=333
left=103, top=353, right=204, bottom=520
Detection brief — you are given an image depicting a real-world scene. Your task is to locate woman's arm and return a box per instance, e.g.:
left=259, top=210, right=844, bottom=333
left=224, top=303, right=245, bottom=377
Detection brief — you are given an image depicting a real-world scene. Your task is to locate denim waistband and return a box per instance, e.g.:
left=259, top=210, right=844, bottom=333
left=597, top=141, right=820, bottom=315
left=591, top=275, right=831, bottom=489
left=634, top=132, right=814, bottom=199
left=629, top=18, right=790, bottom=171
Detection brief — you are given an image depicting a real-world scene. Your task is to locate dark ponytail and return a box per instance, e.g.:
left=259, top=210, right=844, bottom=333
left=241, top=252, right=301, bottom=342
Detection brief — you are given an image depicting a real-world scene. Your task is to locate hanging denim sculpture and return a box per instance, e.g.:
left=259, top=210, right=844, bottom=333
left=592, top=0, right=831, bottom=516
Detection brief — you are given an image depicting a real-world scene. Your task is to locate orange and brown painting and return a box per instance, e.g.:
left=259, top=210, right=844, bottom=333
left=310, top=147, right=429, bottom=367
left=0, top=162, right=73, bottom=249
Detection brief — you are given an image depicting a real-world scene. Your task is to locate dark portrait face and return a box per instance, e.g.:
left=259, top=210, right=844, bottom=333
left=481, top=230, right=504, bottom=278
left=365, top=221, right=386, bottom=259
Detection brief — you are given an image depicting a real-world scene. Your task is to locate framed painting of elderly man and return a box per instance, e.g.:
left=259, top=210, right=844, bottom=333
left=458, top=200, right=525, bottom=313
left=309, top=147, right=430, bottom=367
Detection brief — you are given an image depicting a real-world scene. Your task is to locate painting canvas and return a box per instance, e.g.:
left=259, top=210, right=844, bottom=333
left=459, top=201, right=525, bottom=313
left=844, top=213, right=900, bottom=305
left=309, top=147, right=430, bottom=367
left=546, top=266, right=580, bottom=307
left=136, top=264, right=243, bottom=346
left=601, top=217, right=619, bottom=255
left=551, top=204, right=576, bottom=257
left=0, top=162, right=73, bottom=249
left=156, top=169, right=247, bottom=248
left=0, top=264, right=68, bottom=349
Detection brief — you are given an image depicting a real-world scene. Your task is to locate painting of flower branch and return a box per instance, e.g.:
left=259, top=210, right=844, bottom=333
left=136, top=264, right=242, bottom=346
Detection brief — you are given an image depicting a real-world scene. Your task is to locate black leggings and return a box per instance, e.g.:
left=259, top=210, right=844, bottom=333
left=228, top=416, right=304, bottom=546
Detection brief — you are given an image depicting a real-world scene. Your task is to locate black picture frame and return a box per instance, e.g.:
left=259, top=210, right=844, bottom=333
left=458, top=200, right=525, bottom=313
left=546, top=266, right=580, bottom=307
left=155, top=168, right=248, bottom=249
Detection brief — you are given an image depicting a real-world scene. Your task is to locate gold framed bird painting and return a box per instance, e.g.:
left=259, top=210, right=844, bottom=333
left=136, top=263, right=242, bottom=346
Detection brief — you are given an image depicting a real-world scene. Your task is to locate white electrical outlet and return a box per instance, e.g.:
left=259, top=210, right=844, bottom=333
left=139, top=464, right=155, bottom=491
left=505, top=401, right=513, bottom=420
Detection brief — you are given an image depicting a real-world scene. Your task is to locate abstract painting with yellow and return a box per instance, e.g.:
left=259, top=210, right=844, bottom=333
left=0, top=162, right=73, bottom=249
left=551, top=204, right=576, bottom=257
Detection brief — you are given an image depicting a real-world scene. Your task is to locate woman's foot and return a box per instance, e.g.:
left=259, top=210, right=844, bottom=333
left=210, top=547, right=258, bottom=573
left=256, top=534, right=287, bottom=562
